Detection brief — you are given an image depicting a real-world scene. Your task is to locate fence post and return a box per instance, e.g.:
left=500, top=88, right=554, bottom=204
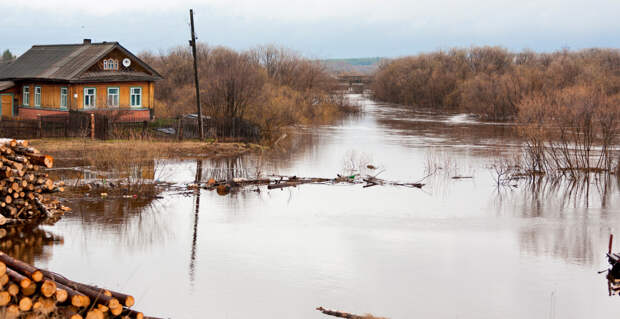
left=90, top=113, right=95, bottom=140
left=37, top=115, right=42, bottom=139
left=64, top=117, right=69, bottom=138
left=177, top=116, right=184, bottom=141
left=143, top=120, right=148, bottom=138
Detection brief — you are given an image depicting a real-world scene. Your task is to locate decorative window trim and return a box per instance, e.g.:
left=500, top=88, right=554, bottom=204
left=60, top=87, right=68, bottom=109
left=34, top=86, right=41, bottom=107
left=130, top=87, right=142, bottom=107
left=23, top=86, right=29, bottom=106
left=103, top=58, right=119, bottom=70
left=107, top=87, right=120, bottom=107
left=83, top=87, right=96, bottom=109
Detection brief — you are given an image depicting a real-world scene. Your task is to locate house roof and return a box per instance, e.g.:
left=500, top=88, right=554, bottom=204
left=0, top=81, right=14, bottom=91
left=0, top=41, right=162, bottom=82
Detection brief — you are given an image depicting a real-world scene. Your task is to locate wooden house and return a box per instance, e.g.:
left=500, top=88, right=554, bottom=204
left=0, top=39, right=162, bottom=121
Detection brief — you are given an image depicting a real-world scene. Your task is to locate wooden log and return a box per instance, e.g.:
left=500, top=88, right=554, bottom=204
left=22, top=281, right=37, bottom=296
left=0, top=252, right=44, bottom=282
left=55, top=281, right=90, bottom=307
left=315, top=307, right=369, bottom=319
left=0, top=272, right=8, bottom=286
left=42, top=270, right=120, bottom=308
left=7, top=283, right=19, bottom=296
left=0, top=291, right=10, bottom=306
left=41, top=279, right=57, bottom=298
left=6, top=267, right=32, bottom=288
left=121, top=308, right=145, bottom=319
left=101, top=288, right=134, bottom=307
left=23, top=153, right=54, bottom=169
left=86, top=309, right=104, bottom=319
left=19, top=296, right=33, bottom=311
left=55, top=287, right=68, bottom=303
left=6, top=304, right=20, bottom=319
left=109, top=304, right=123, bottom=316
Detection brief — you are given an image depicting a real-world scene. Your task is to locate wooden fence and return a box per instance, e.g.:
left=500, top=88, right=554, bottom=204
left=0, top=113, right=261, bottom=142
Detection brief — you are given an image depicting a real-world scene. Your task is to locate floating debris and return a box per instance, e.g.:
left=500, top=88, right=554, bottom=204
left=189, top=173, right=426, bottom=194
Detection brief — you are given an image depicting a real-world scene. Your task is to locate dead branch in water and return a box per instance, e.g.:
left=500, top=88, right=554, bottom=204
left=316, top=306, right=388, bottom=319
left=190, top=173, right=426, bottom=194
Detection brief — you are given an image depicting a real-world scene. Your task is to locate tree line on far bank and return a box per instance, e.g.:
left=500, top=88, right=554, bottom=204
left=1, top=50, right=16, bottom=61
left=139, top=44, right=352, bottom=142
left=372, top=46, right=620, bottom=175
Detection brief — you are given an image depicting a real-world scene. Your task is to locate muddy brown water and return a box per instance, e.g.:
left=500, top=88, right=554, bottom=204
left=24, top=94, right=620, bottom=318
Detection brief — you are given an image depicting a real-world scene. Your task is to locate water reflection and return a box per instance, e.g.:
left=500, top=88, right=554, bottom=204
left=0, top=225, right=63, bottom=264
left=24, top=94, right=620, bottom=318
left=189, top=160, right=202, bottom=287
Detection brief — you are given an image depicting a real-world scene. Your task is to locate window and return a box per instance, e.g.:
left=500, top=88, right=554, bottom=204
left=34, top=86, right=41, bottom=107
left=130, top=87, right=142, bottom=107
left=60, top=88, right=68, bottom=109
left=103, top=58, right=118, bottom=70
left=84, top=88, right=96, bottom=109
left=23, top=86, right=29, bottom=106
left=107, top=87, right=119, bottom=107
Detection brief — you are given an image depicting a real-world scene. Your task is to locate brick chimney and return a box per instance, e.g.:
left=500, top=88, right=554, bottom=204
left=83, top=39, right=92, bottom=45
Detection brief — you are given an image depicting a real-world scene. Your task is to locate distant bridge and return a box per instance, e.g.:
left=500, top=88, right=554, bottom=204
left=336, top=74, right=372, bottom=92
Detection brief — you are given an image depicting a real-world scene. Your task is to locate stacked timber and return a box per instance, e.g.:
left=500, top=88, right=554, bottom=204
left=0, top=252, right=144, bottom=319
left=0, top=139, right=69, bottom=226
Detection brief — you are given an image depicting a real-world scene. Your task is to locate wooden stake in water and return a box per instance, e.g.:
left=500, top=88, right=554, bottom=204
left=609, top=234, right=614, bottom=254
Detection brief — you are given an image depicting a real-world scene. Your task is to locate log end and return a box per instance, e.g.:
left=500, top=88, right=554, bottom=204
left=41, top=279, right=57, bottom=297
left=56, top=288, right=68, bottom=303
left=0, top=291, right=10, bottom=306
left=125, top=295, right=135, bottom=307
left=109, top=304, right=123, bottom=316
left=32, top=269, right=43, bottom=282
left=18, top=296, right=32, bottom=312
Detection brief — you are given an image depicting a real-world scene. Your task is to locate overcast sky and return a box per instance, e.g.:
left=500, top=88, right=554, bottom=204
left=1, top=0, right=619, bottom=58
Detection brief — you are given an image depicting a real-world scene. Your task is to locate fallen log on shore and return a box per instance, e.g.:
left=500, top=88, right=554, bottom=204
left=0, top=139, right=69, bottom=226
left=0, top=251, right=147, bottom=318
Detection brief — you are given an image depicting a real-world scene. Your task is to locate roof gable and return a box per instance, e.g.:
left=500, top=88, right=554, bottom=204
left=0, top=41, right=162, bottom=82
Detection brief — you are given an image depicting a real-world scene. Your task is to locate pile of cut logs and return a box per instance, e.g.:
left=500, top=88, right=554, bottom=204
left=0, top=139, right=70, bottom=226
left=0, top=252, right=144, bottom=319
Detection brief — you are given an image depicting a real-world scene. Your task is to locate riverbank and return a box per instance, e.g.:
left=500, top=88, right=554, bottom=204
left=31, top=138, right=265, bottom=160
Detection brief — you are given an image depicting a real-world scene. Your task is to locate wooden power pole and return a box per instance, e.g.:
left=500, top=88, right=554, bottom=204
left=189, top=9, right=204, bottom=140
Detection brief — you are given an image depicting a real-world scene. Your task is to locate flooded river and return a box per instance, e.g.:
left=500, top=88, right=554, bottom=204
left=26, top=95, right=620, bottom=318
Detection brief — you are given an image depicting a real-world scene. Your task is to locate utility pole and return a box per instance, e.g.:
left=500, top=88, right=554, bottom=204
left=189, top=9, right=204, bottom=140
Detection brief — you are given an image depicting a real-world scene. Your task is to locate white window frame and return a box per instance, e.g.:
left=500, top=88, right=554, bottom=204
left=60, top=87, right=68, bottom=109
left=107, top=87, right=119, bottom=107
left=130, top=87, right=142, bottom=107
left=34, top=86, right=41, bottom=107
left=103, top=59, right=118, bottom=70
left=23, top=86, right=29, bottom=106
left=84, top=87, right=96, bottom=109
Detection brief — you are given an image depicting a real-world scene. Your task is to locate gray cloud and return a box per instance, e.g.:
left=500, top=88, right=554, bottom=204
left=1, top=0, right=618, bottom=58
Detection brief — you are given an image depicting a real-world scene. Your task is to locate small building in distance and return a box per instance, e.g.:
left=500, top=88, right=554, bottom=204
left=0, top=39, right=162, bottom=121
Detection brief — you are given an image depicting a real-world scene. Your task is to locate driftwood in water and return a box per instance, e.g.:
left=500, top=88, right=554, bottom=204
left=316, top=306, right=387, bottom=319
left=194, top=174, right=425, bottom=194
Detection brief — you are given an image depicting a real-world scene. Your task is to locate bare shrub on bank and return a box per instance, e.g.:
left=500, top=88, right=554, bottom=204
left=140, top=44, right=350, bottom=143
left=372, top=47, right=620, bottom=122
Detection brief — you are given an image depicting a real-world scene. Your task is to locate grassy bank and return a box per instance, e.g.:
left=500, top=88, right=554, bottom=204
left=31, top=138, right=263, bottom=159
